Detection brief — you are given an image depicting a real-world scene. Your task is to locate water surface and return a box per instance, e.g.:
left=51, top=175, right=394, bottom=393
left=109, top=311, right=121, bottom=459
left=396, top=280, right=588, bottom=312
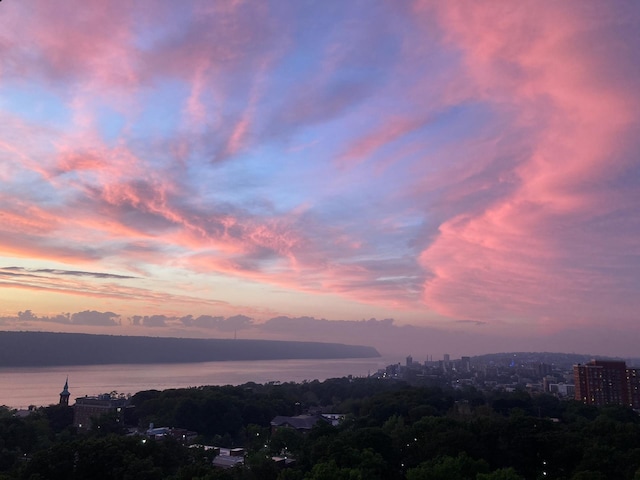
left=0, top=356, right=397, bottom=409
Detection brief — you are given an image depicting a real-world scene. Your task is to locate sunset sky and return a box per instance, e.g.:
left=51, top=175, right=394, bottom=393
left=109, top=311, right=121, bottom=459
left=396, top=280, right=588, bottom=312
left=1, top=1, right=639, bottom=357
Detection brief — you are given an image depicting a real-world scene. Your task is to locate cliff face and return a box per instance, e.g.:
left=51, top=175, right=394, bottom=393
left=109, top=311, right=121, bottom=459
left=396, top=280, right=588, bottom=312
left=0, top=331, right=380, bottom=367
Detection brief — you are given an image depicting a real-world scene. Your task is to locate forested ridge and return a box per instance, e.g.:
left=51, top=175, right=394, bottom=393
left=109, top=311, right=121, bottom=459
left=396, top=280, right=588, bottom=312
left=0, top=331, right=379, bottom=366
left=2, top=378, right=640, bottom=479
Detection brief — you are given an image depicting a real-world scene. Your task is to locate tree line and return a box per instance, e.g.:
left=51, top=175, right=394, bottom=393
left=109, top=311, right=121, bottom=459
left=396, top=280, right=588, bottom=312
left=1, top=378, right=640, bottom=479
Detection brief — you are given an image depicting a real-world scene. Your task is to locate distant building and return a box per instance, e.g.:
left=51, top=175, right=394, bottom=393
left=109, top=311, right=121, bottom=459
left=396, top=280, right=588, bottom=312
left=59, top=378, right=70, bottom=406
left=212, top=454, right=245, bottom=469
left=14, top=406, right=36, bottom=418
left=73, top=394, right=129, bottom=430
left=211, top=448, right=245, bottom=469
left=406, top=355, right=413, bottom=367
left=320, top=413, right=345, bottom=426
left=628, top=368, right=640, bottom=409
left=146, top=426, right=197, bottom=444
left=547, top=382, right=574, bottom=398
left=270, top=414, right=329, bottom=434
left=574, top=360, right=640, bottom=408
left=536, top=363, right=552, bottom=377
left=460, top=356, right=471, bottom=372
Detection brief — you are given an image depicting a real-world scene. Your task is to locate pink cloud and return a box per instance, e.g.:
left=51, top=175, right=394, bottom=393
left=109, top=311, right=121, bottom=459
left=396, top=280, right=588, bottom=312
left=418, top=1, right=640, bottom=328
left=0, top=1, right=139, bottom=89
left=335, top=116, right=427, bottom=169
left=184, top=59, right=213, bottom=127
left=1, top=0, right=637, bottom=345
left=186, top=238, right=423, bottom=313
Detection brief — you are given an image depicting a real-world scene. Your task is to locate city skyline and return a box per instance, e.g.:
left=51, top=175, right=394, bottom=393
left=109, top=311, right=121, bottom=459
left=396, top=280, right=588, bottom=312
left=1, top=1, right=639, bottom=357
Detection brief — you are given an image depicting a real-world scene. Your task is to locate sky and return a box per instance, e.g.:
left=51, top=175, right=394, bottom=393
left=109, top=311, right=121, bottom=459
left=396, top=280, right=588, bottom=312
left=0, top=1, right=639, bottom=358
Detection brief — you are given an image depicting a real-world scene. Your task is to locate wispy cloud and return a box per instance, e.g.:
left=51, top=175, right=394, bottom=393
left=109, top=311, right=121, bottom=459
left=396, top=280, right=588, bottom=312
left=416, top=2, right=640, bottom=329
left=2, top=267, right=136, bottom=280
left=0, top=1, right=638, bottom=355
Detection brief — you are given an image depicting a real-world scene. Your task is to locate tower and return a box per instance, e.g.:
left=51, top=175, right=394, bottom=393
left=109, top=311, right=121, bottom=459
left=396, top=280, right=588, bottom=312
left=59, top=377, right=70, bottom=406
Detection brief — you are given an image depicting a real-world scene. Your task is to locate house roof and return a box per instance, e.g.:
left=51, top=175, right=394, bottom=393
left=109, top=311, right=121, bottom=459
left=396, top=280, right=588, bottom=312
left=212, top=455, right=244, bottom=469
left=270, top=414, right=327, bottom=430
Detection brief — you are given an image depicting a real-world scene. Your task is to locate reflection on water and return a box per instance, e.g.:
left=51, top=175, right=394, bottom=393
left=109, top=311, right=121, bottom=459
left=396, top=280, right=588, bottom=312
left=0, top=357, right=397, bottom=409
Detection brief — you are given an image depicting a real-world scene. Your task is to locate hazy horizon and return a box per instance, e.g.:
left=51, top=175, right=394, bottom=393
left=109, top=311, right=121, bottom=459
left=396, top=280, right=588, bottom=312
left=1, top=2, right=639, bottom=359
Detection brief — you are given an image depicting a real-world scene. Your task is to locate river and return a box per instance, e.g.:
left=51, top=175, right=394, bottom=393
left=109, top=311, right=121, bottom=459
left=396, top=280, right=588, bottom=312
left=0, top=356, right=398, bottom=409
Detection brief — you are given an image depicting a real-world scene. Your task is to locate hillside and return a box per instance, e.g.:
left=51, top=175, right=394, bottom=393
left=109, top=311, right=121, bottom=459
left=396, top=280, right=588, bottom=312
left=471, top=351, right=640, bottom=368
left=0, top=331, right=380, bottom=367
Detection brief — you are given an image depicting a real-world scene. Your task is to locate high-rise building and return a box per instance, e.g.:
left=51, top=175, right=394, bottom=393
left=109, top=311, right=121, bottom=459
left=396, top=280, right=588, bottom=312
left=574, top=360, right=640, bottom=408
left=461, top=356, right=471, bottom=372
left=626, top=368, right=640, bottom=409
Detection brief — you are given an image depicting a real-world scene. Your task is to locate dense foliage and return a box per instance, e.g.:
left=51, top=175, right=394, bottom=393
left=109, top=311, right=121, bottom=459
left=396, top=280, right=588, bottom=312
left=2, top=378, right=640, bottom=479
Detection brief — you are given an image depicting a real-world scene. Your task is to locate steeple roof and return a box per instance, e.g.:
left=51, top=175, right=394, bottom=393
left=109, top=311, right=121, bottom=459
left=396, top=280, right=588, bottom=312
left=60, top=377, right=70, bottom=397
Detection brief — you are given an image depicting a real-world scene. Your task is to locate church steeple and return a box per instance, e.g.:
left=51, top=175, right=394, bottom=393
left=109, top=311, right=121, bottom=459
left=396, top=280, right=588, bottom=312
left=59, top=377, right=70, bottom=406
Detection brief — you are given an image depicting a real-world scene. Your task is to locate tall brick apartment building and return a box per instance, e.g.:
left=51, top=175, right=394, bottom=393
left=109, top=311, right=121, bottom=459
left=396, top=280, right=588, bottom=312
left=574, top=360, right=640, bottom=408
